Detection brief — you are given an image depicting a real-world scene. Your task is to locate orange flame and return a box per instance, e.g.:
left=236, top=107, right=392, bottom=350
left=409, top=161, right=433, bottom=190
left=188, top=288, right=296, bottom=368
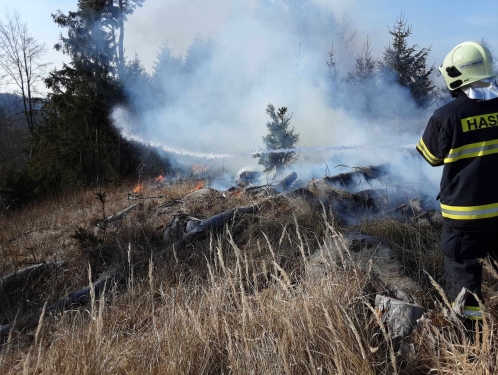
left=189, top=181, right=205, bottom=193
left=226, top=188, right=242, bottom=197
left=133, top=184, right=144, bottom=194
left=191, top=165, right=210, bottom=175
left=155, top=174, right=165, bottom=182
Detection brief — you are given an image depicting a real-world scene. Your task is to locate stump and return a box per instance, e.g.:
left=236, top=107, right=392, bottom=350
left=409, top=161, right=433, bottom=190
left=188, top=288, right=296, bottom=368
left=375, top=295, right=425, bottom=340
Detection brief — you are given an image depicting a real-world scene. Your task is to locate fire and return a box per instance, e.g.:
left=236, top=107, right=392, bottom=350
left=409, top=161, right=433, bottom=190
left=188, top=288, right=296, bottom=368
left=155, top=174, right=165, bottom=182
left=191, top=165, right=210, bottom=175
left=133, top=184, right=144, bottom=194
left=225, top=187, right=242, bottom=197
left=189, top=181, right=205, bottom=193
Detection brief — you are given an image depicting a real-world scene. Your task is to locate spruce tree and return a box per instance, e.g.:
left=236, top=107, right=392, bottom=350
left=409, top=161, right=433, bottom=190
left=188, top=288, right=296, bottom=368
left=257, top=104, right=300, bottom=175
left=381, top=14, right=435, bottom=107
left=348, top=37, right=377, bottom=84
left=29, top=0, right=140, bottom=191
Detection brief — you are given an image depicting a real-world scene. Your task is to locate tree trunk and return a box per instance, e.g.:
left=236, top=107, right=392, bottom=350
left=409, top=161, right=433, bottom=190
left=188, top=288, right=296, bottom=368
left=117, top=0, right=125, bottom=79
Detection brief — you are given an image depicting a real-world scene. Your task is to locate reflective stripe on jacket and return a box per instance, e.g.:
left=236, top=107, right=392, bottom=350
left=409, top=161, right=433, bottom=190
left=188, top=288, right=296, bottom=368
left=416, top=92, right=498, bottom=223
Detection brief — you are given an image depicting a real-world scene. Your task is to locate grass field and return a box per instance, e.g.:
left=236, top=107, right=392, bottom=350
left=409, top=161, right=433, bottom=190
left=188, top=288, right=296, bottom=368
left=1, top=180, right=498, bottom=374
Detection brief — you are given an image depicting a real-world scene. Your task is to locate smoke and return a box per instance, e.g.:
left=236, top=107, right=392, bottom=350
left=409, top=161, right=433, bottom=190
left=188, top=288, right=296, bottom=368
left=112, top=0, right=442, bottom=202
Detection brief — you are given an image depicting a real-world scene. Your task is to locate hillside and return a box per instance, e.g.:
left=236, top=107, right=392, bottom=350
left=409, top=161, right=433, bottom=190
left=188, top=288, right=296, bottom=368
left=0, top=172, right=498, bottom=374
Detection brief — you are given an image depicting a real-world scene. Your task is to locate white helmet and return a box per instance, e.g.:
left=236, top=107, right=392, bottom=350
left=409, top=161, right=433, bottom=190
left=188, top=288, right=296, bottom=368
left=439, top=41, right=496, bottom=91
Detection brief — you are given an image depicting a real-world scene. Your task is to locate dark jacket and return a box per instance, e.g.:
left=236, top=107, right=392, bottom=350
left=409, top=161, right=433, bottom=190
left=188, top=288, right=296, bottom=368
left=417, top=92, right=498, bottom=228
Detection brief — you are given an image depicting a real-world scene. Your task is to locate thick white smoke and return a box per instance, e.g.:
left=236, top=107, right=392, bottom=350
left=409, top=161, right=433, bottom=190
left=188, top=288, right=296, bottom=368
left=112, top=0, right=442, bottom=201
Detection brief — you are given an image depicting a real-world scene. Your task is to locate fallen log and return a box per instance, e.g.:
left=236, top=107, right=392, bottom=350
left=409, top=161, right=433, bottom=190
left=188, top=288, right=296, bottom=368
left=173, top=204, right=261, bottom=251
left=0, top=262, right=66, bottom=291
left=324, top=164, right=388, bottom=189
left=0, top=272, right=123, bottom=338
left=98, top=204, right=138, bottom=227
left=169, top=196, right=285, bottom=253
left=244, top=185, right=274, bottom=197
left=308, top=178, right=375, bottom=214
left=237, top=171, right=264, bottom=186
left=274, top=171, right=298, bottom=193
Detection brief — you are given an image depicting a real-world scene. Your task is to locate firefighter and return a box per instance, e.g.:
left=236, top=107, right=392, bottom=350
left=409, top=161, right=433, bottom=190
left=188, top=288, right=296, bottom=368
left=417, top=41, right=498, bottom=321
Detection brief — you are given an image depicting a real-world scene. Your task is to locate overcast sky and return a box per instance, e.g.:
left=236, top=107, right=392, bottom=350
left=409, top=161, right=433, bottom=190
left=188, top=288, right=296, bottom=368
left=2, top=0, right=498, bottom=81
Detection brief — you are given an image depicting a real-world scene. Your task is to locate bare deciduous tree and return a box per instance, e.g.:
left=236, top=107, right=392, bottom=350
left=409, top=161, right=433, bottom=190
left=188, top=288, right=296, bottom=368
left=0, top=10, right=48, bottom=135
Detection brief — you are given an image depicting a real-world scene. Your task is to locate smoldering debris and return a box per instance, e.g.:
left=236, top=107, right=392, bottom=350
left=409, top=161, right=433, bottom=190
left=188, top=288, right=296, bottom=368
left=1, top=164, right=443, bottom=345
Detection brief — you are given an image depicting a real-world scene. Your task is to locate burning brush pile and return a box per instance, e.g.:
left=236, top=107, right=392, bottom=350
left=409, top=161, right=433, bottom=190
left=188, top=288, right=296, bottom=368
left=2, top=164, right=498, bottom=373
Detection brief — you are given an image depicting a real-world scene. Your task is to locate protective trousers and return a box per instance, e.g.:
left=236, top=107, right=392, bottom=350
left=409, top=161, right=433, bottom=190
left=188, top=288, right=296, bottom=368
left=440, top=223, right=497, bottom=309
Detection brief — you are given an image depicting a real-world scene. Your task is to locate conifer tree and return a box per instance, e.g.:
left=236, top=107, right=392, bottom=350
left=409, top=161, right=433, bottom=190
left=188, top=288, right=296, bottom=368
left=381, top=14, right=435, bottom=107
left=29, top=0, right=141, bottom=192
left=348, top=37, right=376, bottom=84
left=257, top=104, right=300, bottom=175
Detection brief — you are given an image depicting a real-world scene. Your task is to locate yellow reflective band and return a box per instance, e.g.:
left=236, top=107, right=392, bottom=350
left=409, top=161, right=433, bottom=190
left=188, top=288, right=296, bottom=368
left=464, top=306, right=482, bottom=321
left=417, top=138, right=442, bottom=165
left=461, top=111, right=498, bottom=132
left=445, top=139, right=498, bottom=163
left=440, top=202, right=498, bottom=220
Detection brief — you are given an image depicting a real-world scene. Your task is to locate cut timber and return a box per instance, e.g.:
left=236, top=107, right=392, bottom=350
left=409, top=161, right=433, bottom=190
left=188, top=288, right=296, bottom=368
left=98, top=204, right=138, bottom=227
left=274, top=171, right=298, bottom=193
left=174, top=204, right=261, bottom=250
left=0, top=272, right=122, bottom=338
left=171, top=197, right=283, bottom=252
left=324, top=164, right=387, bottom=189
left=308, top=179, right=374, bottom=208
left=0, top=262, right=65, bottom=291
left=375, top=295, right=425, bottom=340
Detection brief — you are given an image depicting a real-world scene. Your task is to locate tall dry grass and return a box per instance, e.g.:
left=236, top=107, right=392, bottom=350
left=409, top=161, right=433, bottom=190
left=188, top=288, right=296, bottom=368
left=1, top=181, right=497, bottom=374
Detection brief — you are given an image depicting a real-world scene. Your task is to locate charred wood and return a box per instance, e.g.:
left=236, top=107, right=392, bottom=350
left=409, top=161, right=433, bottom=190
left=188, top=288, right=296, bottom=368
left=308, top=178, right=375, bottom=209
left=324, top=164, right=388, bottom=189
left=274, top=171, right=298, bottom=193
left=237, top=171, right=263, bottom=186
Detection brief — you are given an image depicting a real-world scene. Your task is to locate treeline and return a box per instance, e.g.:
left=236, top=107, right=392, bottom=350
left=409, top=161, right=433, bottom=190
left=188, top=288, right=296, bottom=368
left=0, top=1, right=438, bottom=211
left=0, top=1, right=167, bottom=210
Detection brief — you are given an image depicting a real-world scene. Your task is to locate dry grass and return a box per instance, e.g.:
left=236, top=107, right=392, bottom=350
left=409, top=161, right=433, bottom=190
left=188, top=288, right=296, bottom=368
left=1, top=181, right=498, bottom=374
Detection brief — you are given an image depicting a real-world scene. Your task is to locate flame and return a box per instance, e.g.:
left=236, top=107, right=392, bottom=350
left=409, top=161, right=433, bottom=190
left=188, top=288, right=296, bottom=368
left=226, top=188, right=242, bottom=197
left=155, top=174, right=165, bottom=182
left=230, top=190, right=241, bottom=197
left=188, top=181, right=205, bottom=193
left=191, top=165, right=210, bottom=175
left=133, top=184, right=144, bottom=194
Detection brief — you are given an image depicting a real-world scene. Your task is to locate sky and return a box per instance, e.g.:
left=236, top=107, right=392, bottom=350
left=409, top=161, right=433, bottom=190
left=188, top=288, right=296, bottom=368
left=1, top=0, right=497, bottom=79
